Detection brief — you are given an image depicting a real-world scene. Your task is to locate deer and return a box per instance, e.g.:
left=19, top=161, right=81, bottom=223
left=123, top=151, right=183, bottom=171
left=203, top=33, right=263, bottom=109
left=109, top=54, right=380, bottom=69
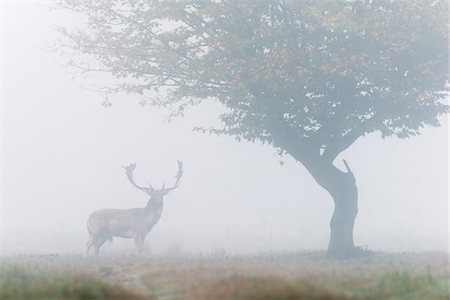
left=86, top=160, right=183, bottom=256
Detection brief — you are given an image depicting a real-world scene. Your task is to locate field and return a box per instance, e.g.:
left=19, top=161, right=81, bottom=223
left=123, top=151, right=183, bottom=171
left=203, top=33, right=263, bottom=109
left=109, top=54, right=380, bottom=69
left=0, top=252, right=448, bottom=299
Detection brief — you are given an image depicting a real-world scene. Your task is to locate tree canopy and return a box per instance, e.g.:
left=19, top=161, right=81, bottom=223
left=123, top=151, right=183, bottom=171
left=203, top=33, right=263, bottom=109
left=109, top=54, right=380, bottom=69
left=59, top=0, right=448, bottom=166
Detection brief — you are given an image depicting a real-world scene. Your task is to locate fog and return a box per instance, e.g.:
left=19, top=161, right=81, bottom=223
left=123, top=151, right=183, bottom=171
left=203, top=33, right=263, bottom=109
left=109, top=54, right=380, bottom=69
left=1, top=3, right=448, bottom=256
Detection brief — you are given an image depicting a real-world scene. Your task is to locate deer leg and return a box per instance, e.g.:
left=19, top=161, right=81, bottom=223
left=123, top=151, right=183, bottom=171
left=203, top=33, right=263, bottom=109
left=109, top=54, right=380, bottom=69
left=93, top=235, right=109, bottom=256
left=134, top=236, right=145, bottom=255
left=86, top=231, right=101, bottom=256
left=86, top=239, right=93, bottom=256
left=86, top=232, right=99, bottom=256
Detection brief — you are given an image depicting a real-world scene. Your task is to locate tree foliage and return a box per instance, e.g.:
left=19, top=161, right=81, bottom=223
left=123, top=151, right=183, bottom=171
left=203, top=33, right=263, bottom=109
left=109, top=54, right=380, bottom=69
left=58, top=0, right=448, bottom=164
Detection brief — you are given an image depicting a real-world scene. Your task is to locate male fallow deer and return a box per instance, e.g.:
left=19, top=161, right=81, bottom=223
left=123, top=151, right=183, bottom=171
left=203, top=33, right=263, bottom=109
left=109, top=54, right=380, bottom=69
left=86, top=160, right=183, bottom=256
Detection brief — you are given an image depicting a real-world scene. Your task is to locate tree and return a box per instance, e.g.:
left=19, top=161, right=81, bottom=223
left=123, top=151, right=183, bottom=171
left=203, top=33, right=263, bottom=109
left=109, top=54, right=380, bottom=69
left=57, top=0, right=448, bottom=258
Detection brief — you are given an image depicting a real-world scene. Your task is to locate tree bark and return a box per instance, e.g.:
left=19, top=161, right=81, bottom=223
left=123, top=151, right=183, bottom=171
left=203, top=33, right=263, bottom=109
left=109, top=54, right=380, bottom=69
left=274, top=135, right=360, bottom=258
left=301, top=158, right=359, bottom=259
left=325, top=168, right=358, bottom=258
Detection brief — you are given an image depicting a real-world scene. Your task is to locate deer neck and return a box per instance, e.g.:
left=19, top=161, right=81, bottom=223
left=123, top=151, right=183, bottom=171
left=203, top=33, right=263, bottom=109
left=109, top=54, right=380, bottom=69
left=144, top=197, right=163, bottom=218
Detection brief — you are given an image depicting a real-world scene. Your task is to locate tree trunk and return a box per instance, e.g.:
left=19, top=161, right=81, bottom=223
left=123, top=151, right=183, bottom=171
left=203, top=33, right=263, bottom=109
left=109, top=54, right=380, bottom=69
left=325, top=169, right=358, bottom=258
left=303, top=159, right=359, bottom=259
left=281, top=141, right=360, bottom=258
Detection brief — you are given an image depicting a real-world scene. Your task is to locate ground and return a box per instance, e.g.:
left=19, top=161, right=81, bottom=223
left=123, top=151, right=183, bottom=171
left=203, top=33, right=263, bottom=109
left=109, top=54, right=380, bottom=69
left=0, top=252, right=448, bottom=299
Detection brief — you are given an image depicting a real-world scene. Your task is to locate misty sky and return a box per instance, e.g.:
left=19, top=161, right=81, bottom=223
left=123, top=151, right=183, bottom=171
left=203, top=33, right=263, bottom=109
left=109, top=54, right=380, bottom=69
left=1, top=2, right=448, bottom=254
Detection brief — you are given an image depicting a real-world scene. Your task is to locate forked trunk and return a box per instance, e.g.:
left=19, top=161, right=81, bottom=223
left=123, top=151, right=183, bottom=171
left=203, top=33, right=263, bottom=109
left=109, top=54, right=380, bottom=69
left=303, top=158, right=359, bottom=259
left=325, top=170, right=358, bottom=258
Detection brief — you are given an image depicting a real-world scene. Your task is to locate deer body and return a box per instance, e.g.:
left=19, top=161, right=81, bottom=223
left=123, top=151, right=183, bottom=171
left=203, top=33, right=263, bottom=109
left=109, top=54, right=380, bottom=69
left=88, top=204, right=162, bottom=239
left=86, top=161, right=182, bottom=256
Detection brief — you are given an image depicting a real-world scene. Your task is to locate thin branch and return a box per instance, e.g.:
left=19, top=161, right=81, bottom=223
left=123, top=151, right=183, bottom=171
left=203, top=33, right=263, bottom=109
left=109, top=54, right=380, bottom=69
left=342, top=159, right=352, bottom=174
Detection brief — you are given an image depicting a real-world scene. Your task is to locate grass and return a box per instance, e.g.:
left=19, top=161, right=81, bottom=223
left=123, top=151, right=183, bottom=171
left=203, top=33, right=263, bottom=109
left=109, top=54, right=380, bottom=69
left=352, top=270, right=449, bottom=300
left=0, top=252, right=448, bottom=299
left=0, top=263, right=143, bottom=299
left=188, top=271, right=448, bottom=299
left=190, top=274, right=352, bottom=299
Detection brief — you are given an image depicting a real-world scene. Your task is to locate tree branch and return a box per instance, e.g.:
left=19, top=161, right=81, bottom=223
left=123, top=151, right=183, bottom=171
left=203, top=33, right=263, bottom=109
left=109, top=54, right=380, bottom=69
left=342, top=159, right=352, bottom=174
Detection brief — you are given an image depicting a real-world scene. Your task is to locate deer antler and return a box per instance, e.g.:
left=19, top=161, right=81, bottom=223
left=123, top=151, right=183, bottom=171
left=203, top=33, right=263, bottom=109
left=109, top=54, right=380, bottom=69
left=162, top=160, right=183, bottom=193
left=122, top=163, right=152, bottom=192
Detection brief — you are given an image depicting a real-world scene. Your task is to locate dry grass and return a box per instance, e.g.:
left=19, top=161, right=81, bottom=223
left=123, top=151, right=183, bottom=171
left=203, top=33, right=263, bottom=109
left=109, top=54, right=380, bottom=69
left=189, top=274, right=352, bottom=299
left=0, top=252, right=448, bottom=299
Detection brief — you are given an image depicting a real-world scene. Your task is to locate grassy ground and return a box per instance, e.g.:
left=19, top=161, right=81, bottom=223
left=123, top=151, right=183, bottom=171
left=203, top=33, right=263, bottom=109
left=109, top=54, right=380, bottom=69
left=0, top=252, right=448, bottom=299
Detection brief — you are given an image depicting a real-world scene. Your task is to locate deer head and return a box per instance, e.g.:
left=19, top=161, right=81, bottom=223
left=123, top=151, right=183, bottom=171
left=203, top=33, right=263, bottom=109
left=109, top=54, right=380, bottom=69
left=122, top=160, right=183, bottom=201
